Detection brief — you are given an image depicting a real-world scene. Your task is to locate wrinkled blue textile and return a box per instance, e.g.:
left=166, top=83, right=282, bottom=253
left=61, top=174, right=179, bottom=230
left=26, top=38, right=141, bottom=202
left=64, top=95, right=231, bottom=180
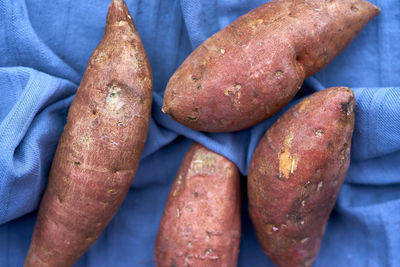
left=0, top=0, right=399, bottom=266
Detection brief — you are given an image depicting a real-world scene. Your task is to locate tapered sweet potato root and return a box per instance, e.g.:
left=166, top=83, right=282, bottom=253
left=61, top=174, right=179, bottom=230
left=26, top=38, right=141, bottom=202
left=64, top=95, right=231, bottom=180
left=25, top=1, right=152, bottom=266
left=155, top=143, right=241, bottom=267
left=162, top=0, right=379, bottom=132
left=248, top=87, right=355, bottom=267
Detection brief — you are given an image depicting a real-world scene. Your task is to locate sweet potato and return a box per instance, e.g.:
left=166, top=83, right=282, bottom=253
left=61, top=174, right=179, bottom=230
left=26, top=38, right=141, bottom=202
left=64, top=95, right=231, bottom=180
left=155, top=143, right=241, bottom=267
left=248, top=87, right=355, bottom=267
left=25, top=1, right=152, bottom=266
left=162, top=0, right=378, bottom=132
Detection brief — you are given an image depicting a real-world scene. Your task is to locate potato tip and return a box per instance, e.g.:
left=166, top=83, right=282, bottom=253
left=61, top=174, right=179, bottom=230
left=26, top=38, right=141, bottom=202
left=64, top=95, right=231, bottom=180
left=107, top=0, right=133, bottom=26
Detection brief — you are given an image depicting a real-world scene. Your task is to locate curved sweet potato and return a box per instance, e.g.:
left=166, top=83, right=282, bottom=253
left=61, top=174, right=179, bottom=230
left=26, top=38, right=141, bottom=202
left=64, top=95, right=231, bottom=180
left=162, top=0, right=378, bottom=132
left=248, top=87, right=355, bottom=267
left=25, top=1, right=152, bottom=266
left=155, top=143, right=241, bottom=267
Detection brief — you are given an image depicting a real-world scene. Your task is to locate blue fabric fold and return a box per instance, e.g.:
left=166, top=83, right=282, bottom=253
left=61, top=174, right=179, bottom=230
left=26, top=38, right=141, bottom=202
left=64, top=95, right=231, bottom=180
left=0, top=0, right=399, bottom=266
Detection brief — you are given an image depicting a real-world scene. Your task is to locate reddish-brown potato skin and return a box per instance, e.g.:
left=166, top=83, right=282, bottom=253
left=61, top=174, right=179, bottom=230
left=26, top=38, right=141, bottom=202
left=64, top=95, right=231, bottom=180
left=248, top=87, right=355, bottom=267
left=155, top=143, right=241, bottom=267
left=25, top=1, right=152, bottom=266
left=162, top=0, right=378, bottom=132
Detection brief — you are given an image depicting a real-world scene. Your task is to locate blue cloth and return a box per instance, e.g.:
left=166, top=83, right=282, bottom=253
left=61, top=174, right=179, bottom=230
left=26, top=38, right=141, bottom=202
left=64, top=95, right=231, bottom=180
left=0, top=0, right=399, bottom=266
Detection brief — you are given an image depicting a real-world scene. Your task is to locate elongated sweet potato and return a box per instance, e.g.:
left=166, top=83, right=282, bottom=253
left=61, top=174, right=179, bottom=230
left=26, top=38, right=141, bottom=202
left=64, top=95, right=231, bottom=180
left=155, top=143, right=241, bottom=267
left=248, top=87, right=355, bottom=267
left=25, top=1, right=152, bottom=266
left=162, top=0, right=378, bottom=132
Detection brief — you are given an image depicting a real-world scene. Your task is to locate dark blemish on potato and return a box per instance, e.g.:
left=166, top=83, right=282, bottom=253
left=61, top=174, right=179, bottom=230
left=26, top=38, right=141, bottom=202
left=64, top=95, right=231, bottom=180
left=315, top=129, right=324, bottom=136
left=351, top=5, right=359, bottom=12
left=57, top=195, right=63, bottom=204
left=91, top=118, right=99, bottom=128
left=183, top=224, right=194, bottom=235
left=107, top=188, right=117, bottom=195
left=136, top=58, right=144, bottom=68
left=63, top=177, right=70, bottom=185
left=117, top=122, right=124, bottom=127
left=276, top=173, right=286, bottom=181
left=225, top=88, right=234, bottom=96
left=341, top=102, right=349, bottom=115
left=89, top=102, right=97, bottom=111
left=339, top=143, right=349, bottom=163
left=259, top=207, right=271, bottom=220
left=316, top=181, right=324, bottom=191
left=168, top=111, right=176, bottom=120
left=275, top=70, right=283, bottom=77
left=196, top=84, right=202, bottom=90
left=326, top=141, right=333, bottom=151
left=191, top=75, right=199, bottom=81
left=187, top=108, right=200, bottom=122
left=102, top=133, right=110, bottom=139
left=303, top=180, right=314, bottom=196
left=265, top=223, right=279, bottom=235
left=287, top=198, right=305, bottom=223
left=74, top=161, right=81, bottom=166
left=91, top=109, right=97, bottom=115
left=161, top=105, right=168, bottom=114
left=252, top=88, right=259, bottom=98
left=194, top=192, right=199, bottom=198
left=216, top=119, right=225, bottom=127
left=204, top=248, right=213, bottom=256
left=311, top=168, right=322, bottom=183
left=320, top=48, right=329, bottom=65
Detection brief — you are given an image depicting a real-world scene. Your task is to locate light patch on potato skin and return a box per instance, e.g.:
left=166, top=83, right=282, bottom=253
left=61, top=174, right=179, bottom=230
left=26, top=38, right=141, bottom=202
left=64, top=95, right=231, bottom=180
left=278, top=133, right=298, bottom=178
left=106, top=84, right=124, bottom=111
left=188, top=150, right=217, bottom=176
left=298, top=98, right=310, bottom=113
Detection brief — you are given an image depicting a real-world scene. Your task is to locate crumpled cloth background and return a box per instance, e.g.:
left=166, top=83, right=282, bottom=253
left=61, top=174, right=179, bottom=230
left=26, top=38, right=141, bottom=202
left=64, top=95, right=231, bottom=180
left=0, top=0, right=399, bottom=266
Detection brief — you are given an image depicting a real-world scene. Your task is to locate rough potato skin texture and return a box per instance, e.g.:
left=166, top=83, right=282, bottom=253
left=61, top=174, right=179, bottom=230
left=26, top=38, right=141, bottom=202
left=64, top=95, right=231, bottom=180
left=162, top=0, right=379, bottom=132
left=248, top=87, right=355, bottom=267
left=25, top=1, right=152, bottom=266
left=155, top=143, right=241, bottom=267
